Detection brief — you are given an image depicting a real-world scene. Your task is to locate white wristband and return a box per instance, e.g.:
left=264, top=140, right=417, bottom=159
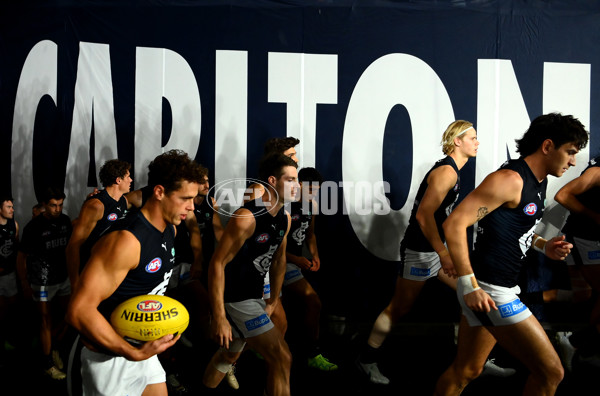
left=458, top=274, right=480, bottom=295
left=532, top=235, right=546, bottom=254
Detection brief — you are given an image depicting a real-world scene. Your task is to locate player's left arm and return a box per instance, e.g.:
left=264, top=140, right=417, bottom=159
left=66, top=231, right=178, bottom=361
left=185, top=210, right=203, bottom=279
left=555, top=166, right=600, bottom=225
left=266, top=212, right=291, bottom=316
left=210, top=197, right=224, bottom=243
left=306, top=201, right=320, bottom=271
left=416, top=165, right=458, bottom=277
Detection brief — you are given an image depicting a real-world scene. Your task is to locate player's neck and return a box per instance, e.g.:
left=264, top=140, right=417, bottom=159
left=449, top=151, right=469, bottom=170
left=0, top=216, right=7, bottom=226
left=260, top=191, right=283, bottom=217
left=523, top=154, right=548, bottom=182
left=140, top=201, right=168, bottom=232
left=105, top=185, right=123, bottom=201
left=194, top=195, right=205, bottom=205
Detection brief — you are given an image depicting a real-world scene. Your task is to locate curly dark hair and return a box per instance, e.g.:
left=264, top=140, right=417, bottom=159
left=263, top=136, right=300, bottom=155
left=147, top=150, right=205, bottom=194
left=516, top=113, right=588, bottom=157
left=99, top=159, right=131, bottom=187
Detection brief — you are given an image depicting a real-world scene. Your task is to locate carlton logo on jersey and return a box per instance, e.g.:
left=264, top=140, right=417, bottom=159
left=256, top=233, right=270, bottom=243
left=523, top=203, right=537, bottom=216
left=145, top=258, right=162, bottom=273
left=107, top=213, right=118, bottom=221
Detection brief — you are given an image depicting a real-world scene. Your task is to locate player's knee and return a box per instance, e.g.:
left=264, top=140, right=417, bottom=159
left=535, top=358, right=564, bottom=386
left=306, top=291, right=321, bottom=312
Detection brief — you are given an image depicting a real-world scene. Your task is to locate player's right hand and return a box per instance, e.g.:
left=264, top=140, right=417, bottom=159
left=464, top=289, right=497, bottom=312
left=296, top=257, right=313, bottom=271
left=133, top=333, right=180, bottom=361
left=440, top=255, right=457, bottom=278
left=211, top=316, right=233, bottom=349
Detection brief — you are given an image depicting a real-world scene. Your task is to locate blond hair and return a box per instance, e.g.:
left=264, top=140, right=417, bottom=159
left=441, top=120, right=474, bottom=155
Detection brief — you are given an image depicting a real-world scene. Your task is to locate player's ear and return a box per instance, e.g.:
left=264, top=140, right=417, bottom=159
left=541, top=139, right=554, bottom=154
left=268, top=175, right=277, bottom=187
left=154, top=185, right=165, bottom=200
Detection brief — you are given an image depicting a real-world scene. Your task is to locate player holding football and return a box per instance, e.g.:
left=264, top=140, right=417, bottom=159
left=66, top=150, right=204, bottom=396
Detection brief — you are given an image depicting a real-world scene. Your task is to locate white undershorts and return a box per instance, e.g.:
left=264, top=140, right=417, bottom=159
left=80, top=347, right=165, bottom=396
left=458, top=280, right=532, bottom=327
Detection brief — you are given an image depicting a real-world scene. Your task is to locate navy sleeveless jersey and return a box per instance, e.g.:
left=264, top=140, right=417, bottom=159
left=194, top=197, right=216, bottom=263
left=0, top=218, right=18, bottom=274
left=20, top=214, right=72, bottom=285
left=224, top=199, right=288, bottom=303
left=402, top=156, right=460, bottom=252
left=287, top=200, right=312, bottom=257
left=473, top=159, right=546, bottom=288
left=80, top=189, right=128, bottom=268
left=562, top=157, right=600, bottom=240
left=98, top=211, right=176, bottom=319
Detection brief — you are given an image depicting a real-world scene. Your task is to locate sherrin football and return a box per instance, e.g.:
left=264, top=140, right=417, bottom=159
left=110, top=294, right=189, bottom=342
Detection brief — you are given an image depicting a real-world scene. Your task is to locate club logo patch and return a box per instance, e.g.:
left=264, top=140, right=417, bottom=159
left=256, top=233, right=270, bottom=243
left=107, top=213, right=118, bottom=221
left=523, top=203, right=537, bottom=216
left=146, top=258, right=162, bottom=273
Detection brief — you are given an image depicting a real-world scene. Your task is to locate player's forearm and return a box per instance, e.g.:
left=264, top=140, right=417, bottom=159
left=66, top=243, right=82, bottom=286
left=268, top=257, right=285, bottom=304
left=443, top=223, right=473, bottom=276
left=419, top=215, right=447, bottom=255
left=307, top=234, right=319, bottom=258
left=207, top=261, right=226, bottom=319
left=67, top=305, right=143, bottom=360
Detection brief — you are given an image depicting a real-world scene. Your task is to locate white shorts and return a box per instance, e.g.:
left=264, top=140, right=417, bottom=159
left=399, top=248, right=441, bottom=281
left=0, top=271, right=18, bottom=298
left=80, top=347, right=165, bottom=396
left=283, top=263, right=304, bottom=286
left=225, top=298, right=274, bottom=339
left=32, top=278, right=71, bottom=302
left=459, top=280, right=532, bottom=327
left=566, top=236, right=600, bottom=267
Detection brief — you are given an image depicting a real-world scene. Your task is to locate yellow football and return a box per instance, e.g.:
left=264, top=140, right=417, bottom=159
left=110, top=294, right=189, bottom=342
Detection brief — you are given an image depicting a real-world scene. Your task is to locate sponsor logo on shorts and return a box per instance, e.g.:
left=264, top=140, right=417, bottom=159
left=588, top=250, right=600, bottom=260
left=256, top=233, right=270, bottom=243
left=137, top=300, right=163, bottom=312
left=146, top=258, right=162, bottom=273
left=39, top=290, right=48, bottom=298
left=263, top=283, right=271, bottom=295
left=245, top=313, right=270, bottom=331
left=410, top=267, right=430, bottom=277
left=498, top=298, right=527, bottom=318
left=523, top=203, right=537, bottom=216
left=107, top=213, right=118, bottom=221
left=285, top=269, right=301, bottom=280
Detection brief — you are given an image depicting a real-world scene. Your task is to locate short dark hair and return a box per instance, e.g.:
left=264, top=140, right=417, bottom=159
left=516, top=113, right=588, bottom=157
left=298, top=167, right=323, bottom=184
left=147, top=150, right=204, bottom=194
left=0, top=195, right=13, bottom=206
left=40, top=187, right=66, bottom=204
left=99, top=159, right=131, bottom=187
left=258, top=153, right=298, bottom=183
left=263, top=136, right=300, bottom=155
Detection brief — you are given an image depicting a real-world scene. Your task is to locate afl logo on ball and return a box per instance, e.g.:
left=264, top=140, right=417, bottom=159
left=137, top=300, right=163, bottom=312
left=523, top=203, right=537, bottom=216
left=256, top=233, right=270, bottom=243
left=107, top=213, right=118, bottom=221
left=146, top=258, right=162, bottom=273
